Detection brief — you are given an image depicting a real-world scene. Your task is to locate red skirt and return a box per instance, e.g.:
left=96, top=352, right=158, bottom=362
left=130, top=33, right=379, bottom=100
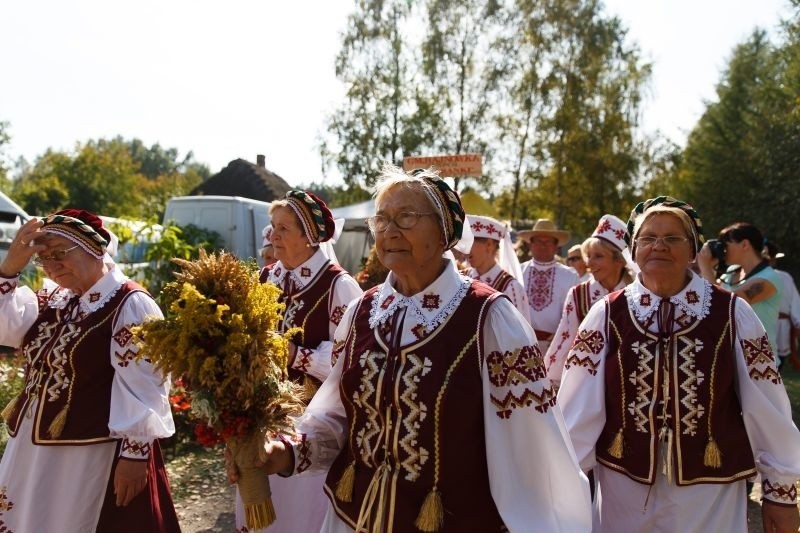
left=96, top=439, right=181, bottom=532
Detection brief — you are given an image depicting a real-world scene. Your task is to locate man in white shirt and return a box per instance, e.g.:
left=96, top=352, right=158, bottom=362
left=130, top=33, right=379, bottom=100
left=519, top=219, right=578, bottom=353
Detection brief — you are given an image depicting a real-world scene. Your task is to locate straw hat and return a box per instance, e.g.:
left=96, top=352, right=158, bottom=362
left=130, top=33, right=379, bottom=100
left=517, top=219, right=570, bottom=246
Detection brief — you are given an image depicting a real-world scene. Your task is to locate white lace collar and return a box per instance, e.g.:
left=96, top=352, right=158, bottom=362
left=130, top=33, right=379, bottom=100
left=369, top=259, right=471, bottom=333
left=47, top=268, right=127, bottom=314
left=624, top=270, right=712, bottom=323
left=268, top=248, right=329, bottom=291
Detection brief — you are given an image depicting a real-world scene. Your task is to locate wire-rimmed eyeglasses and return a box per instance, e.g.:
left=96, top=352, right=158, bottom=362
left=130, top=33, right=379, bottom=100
left=365, top=212, right=436, bottom=233
left=33, top=245, right=80, bottom=266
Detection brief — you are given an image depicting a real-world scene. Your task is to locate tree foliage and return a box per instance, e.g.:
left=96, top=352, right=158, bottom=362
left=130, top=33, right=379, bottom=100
left=676, top=19, right=800, bottom=275
left=11, top=137, right=207, bottom=218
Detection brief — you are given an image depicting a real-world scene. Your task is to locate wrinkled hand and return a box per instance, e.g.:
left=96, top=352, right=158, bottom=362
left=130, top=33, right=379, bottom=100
left=0, top=218, right=45, bottom=277
left=114, top=458, right=148, bottom=507
left=224, top=439, right=293, bottom=485
left=762, top=499, right=800, bottom=533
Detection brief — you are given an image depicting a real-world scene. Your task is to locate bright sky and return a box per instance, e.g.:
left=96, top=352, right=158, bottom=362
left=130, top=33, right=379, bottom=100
left=1, top=0, right=792, bottom=189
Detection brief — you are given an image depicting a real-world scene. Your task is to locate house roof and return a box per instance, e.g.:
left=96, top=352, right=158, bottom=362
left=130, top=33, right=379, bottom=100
left=190, top=157, right=292, bottom=202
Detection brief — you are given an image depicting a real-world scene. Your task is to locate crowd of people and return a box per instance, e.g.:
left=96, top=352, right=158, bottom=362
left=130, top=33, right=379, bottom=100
left=0, top=165, right=799, bottom=532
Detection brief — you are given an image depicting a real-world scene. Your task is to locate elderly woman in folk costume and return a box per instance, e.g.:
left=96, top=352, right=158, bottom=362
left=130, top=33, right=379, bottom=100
left=558, top=197, right=800, bottom=532
left=229, top=189, right=362, bottom=533
left=545, top=214, right=635, bottom=387
left=260, top=223, right=276, bottom=266
left=246, top=164, right=591, bottom=532
left=465, top=214, right=531, bottom=324
left=0, top=210, right=179, bottom=532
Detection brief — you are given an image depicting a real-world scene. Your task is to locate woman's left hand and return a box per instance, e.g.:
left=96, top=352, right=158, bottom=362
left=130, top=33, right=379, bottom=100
left=114, top=458, right=148, bottom=506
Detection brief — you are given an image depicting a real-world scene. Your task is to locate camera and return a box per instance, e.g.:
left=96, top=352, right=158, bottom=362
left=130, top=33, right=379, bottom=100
left=706, top=239, right=728, bottom=275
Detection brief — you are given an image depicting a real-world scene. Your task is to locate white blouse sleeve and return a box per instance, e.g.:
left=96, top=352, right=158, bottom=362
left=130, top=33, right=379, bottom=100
left=289, top=274, right=362, bottom=383
left=287, top=301, right=358, bottom=475
left=503, top=278, right=531, bottom=325
left=733, top=297, right=800, bottom=505
left=0, top=274, right=40, bottom=347
left=556, top=300, right=609, bottom=473
left=108, top=290, right=175, bottom=460
left=545, top=285, right=580, bottom=387
left=481, top=297, right=592, bottom=532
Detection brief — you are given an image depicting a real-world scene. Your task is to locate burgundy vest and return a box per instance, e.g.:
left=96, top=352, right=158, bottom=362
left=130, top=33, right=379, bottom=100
left=261, top=262, right=346, bottom=385
left=324, top=282, right=507, bottom=532
left=596, top=286, right=756, bottom=484
left=490, top=269, right=514, bottom=293
left=7, top=281, right=146, bottom=444
left=572, top=280, right=594, bottom=323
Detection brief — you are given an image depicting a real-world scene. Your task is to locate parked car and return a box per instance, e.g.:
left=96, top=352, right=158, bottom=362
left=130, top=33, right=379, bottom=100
left=0, top=192, right=30, bottom=265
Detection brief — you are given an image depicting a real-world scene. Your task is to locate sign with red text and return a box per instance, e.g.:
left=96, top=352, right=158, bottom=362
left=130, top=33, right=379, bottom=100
left=403, top=153, right=483, bottom=177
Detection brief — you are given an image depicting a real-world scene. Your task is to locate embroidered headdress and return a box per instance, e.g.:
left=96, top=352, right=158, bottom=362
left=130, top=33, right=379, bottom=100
left=626, top=196, right=704, bottom=255
left=284, top=189, right=336, bottom=245
left=466, top=214, right=523, bottom=282
left=261, top=224, right=273, bottom=248
left=416, top=171, right=466, bottom=251
left=41, top=208, right=110, bottom=259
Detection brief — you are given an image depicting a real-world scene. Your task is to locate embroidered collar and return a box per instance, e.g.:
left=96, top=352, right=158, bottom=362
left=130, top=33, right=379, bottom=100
left=467, top=263, right=502, bottom=285
left=625, top=270, right=712, bottom=323
left=47, top=268, right=127, bottom=314
left=532, top=258, right=558, bottom=268
left=369, top=259, right=471, bottom=333
left=268, top=248, right=329, bottom=292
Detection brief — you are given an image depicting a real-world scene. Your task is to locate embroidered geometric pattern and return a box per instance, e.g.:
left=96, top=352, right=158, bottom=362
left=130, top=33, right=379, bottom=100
left=741, top=335, right=781, bottom=384
left=490, top=385, right=557, bottom=419
left=115, top=348, right=138, bottom=367
left=121, top=438, right=152, bottom=458
left=380, top=294, right=395, bottom=310
left=296, top=434, right=311, bottom=473
left=421, top=293, right=441, bottom=311
left=89, top=291, right=101, bottom=303
left=527, top=267, right=555, bottom=312
left=294, top=348, right=313, bottom=373
left=45, top=323, right=80, bottom=402
left=564, top=353, right=601, bottom=375
left=486, top=345, right=545, bottom=387
left=571, top=329, right=604, bottom=354
left=331, top=339, right=346, bottom=366
left=398, top=354, right=432, bottom=481
left=411, top=323, right=427, bottom=340
left=300, top=267, right=311, bottom=278
left=330, top=305, right=347, bottom=326
left=685, top=290, right=699, bottom=304
left=639, top=294, right=651, bottom=307
left=0, top=281, right=15, bottom=294
left=113, top=326, right=133, bottom=347
left=678, top=337, right=706, bottom=436
left=353, top=350, right=384, bottom=462
left=0, top=485, right=14, bottom=532
left=627, top=339, right=656, bottom=433
left=762, top=479, right=798, bottom=503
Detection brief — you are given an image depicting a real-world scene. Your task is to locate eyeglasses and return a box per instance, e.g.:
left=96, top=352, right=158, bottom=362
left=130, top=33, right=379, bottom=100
left=366, top=212, right=436, bottom=233
left=635, top=235, right=690, bottom=248
left=33, top=245, right=80, bottom=266
left=566, top=256, right=582, bottom=263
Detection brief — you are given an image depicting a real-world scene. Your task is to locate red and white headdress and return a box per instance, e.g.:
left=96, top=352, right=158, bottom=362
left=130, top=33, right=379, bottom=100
left=592, top=214, right=639, bottom=274
left=467, top=214, right=523, bottom=282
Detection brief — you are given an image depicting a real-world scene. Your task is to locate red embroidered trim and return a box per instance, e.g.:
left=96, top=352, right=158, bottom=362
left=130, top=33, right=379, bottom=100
left=295, top=348, right=313, bottom=373
left=330, top=305, right=346, bottom=325
left=596, top=219, right=611, bottom=234
left=421, top=293, right=441, bottom=310
left=762, top=479, right=798, bottom=503
left=380, top=294, right=395, bottom=309
left=571, top=329, right=605, bottom=354
left=296, top=434, right=311, bottom=473
left=0, top=281, right=15, bottom=294
left=486, top=345, right=546, bottom=387
left=115, top=348, right=139, bottom=367
left=113, top=326, right=133, bottom=347
left=741, top=335, right=781, bottom=383
left=685, top=290, right=699, bottom=304
left=639, top=294, right=651, bottom=307
left=490, top=385, right=557, bottom=418
left=411, top=323, right=426, bottom=340
left=528, top=268, right=555, bottom=312
left=89, top=292, right=101, bottom=303
left=564, top=354, right=601, bottom=375
left=0, top=485, right=14, bottom=531
left=121, top=438, right=152, bottom=458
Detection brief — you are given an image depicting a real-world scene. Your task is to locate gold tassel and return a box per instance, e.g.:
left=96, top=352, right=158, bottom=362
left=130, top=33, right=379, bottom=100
left=335, top=461, right=356, bottom=502
left=48, top=404, right=69, bottom=438
left=1, top=395, right=19, bottom=422
left=244, top=499, right=276, bottom=530
left=704, top=437, right=722, bottom=468
left=414, top=487, right=444, bottom=532
left=303, top=376, right=319, bottom=401
left=607, top=429, right=624, bottom=459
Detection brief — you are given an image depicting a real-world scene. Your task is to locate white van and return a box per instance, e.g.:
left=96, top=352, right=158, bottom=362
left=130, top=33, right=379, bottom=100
left=0, top=192, right=29, bottom=263
left=163, top=196, right=271, bottom=264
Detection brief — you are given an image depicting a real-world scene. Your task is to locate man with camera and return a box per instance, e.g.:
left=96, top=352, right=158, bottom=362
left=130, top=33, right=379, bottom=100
left=698, top=222, right=783, bottom=361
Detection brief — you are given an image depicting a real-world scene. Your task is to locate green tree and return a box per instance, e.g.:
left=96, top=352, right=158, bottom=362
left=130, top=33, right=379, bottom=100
left=320, top=0, right=440, bottom=188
